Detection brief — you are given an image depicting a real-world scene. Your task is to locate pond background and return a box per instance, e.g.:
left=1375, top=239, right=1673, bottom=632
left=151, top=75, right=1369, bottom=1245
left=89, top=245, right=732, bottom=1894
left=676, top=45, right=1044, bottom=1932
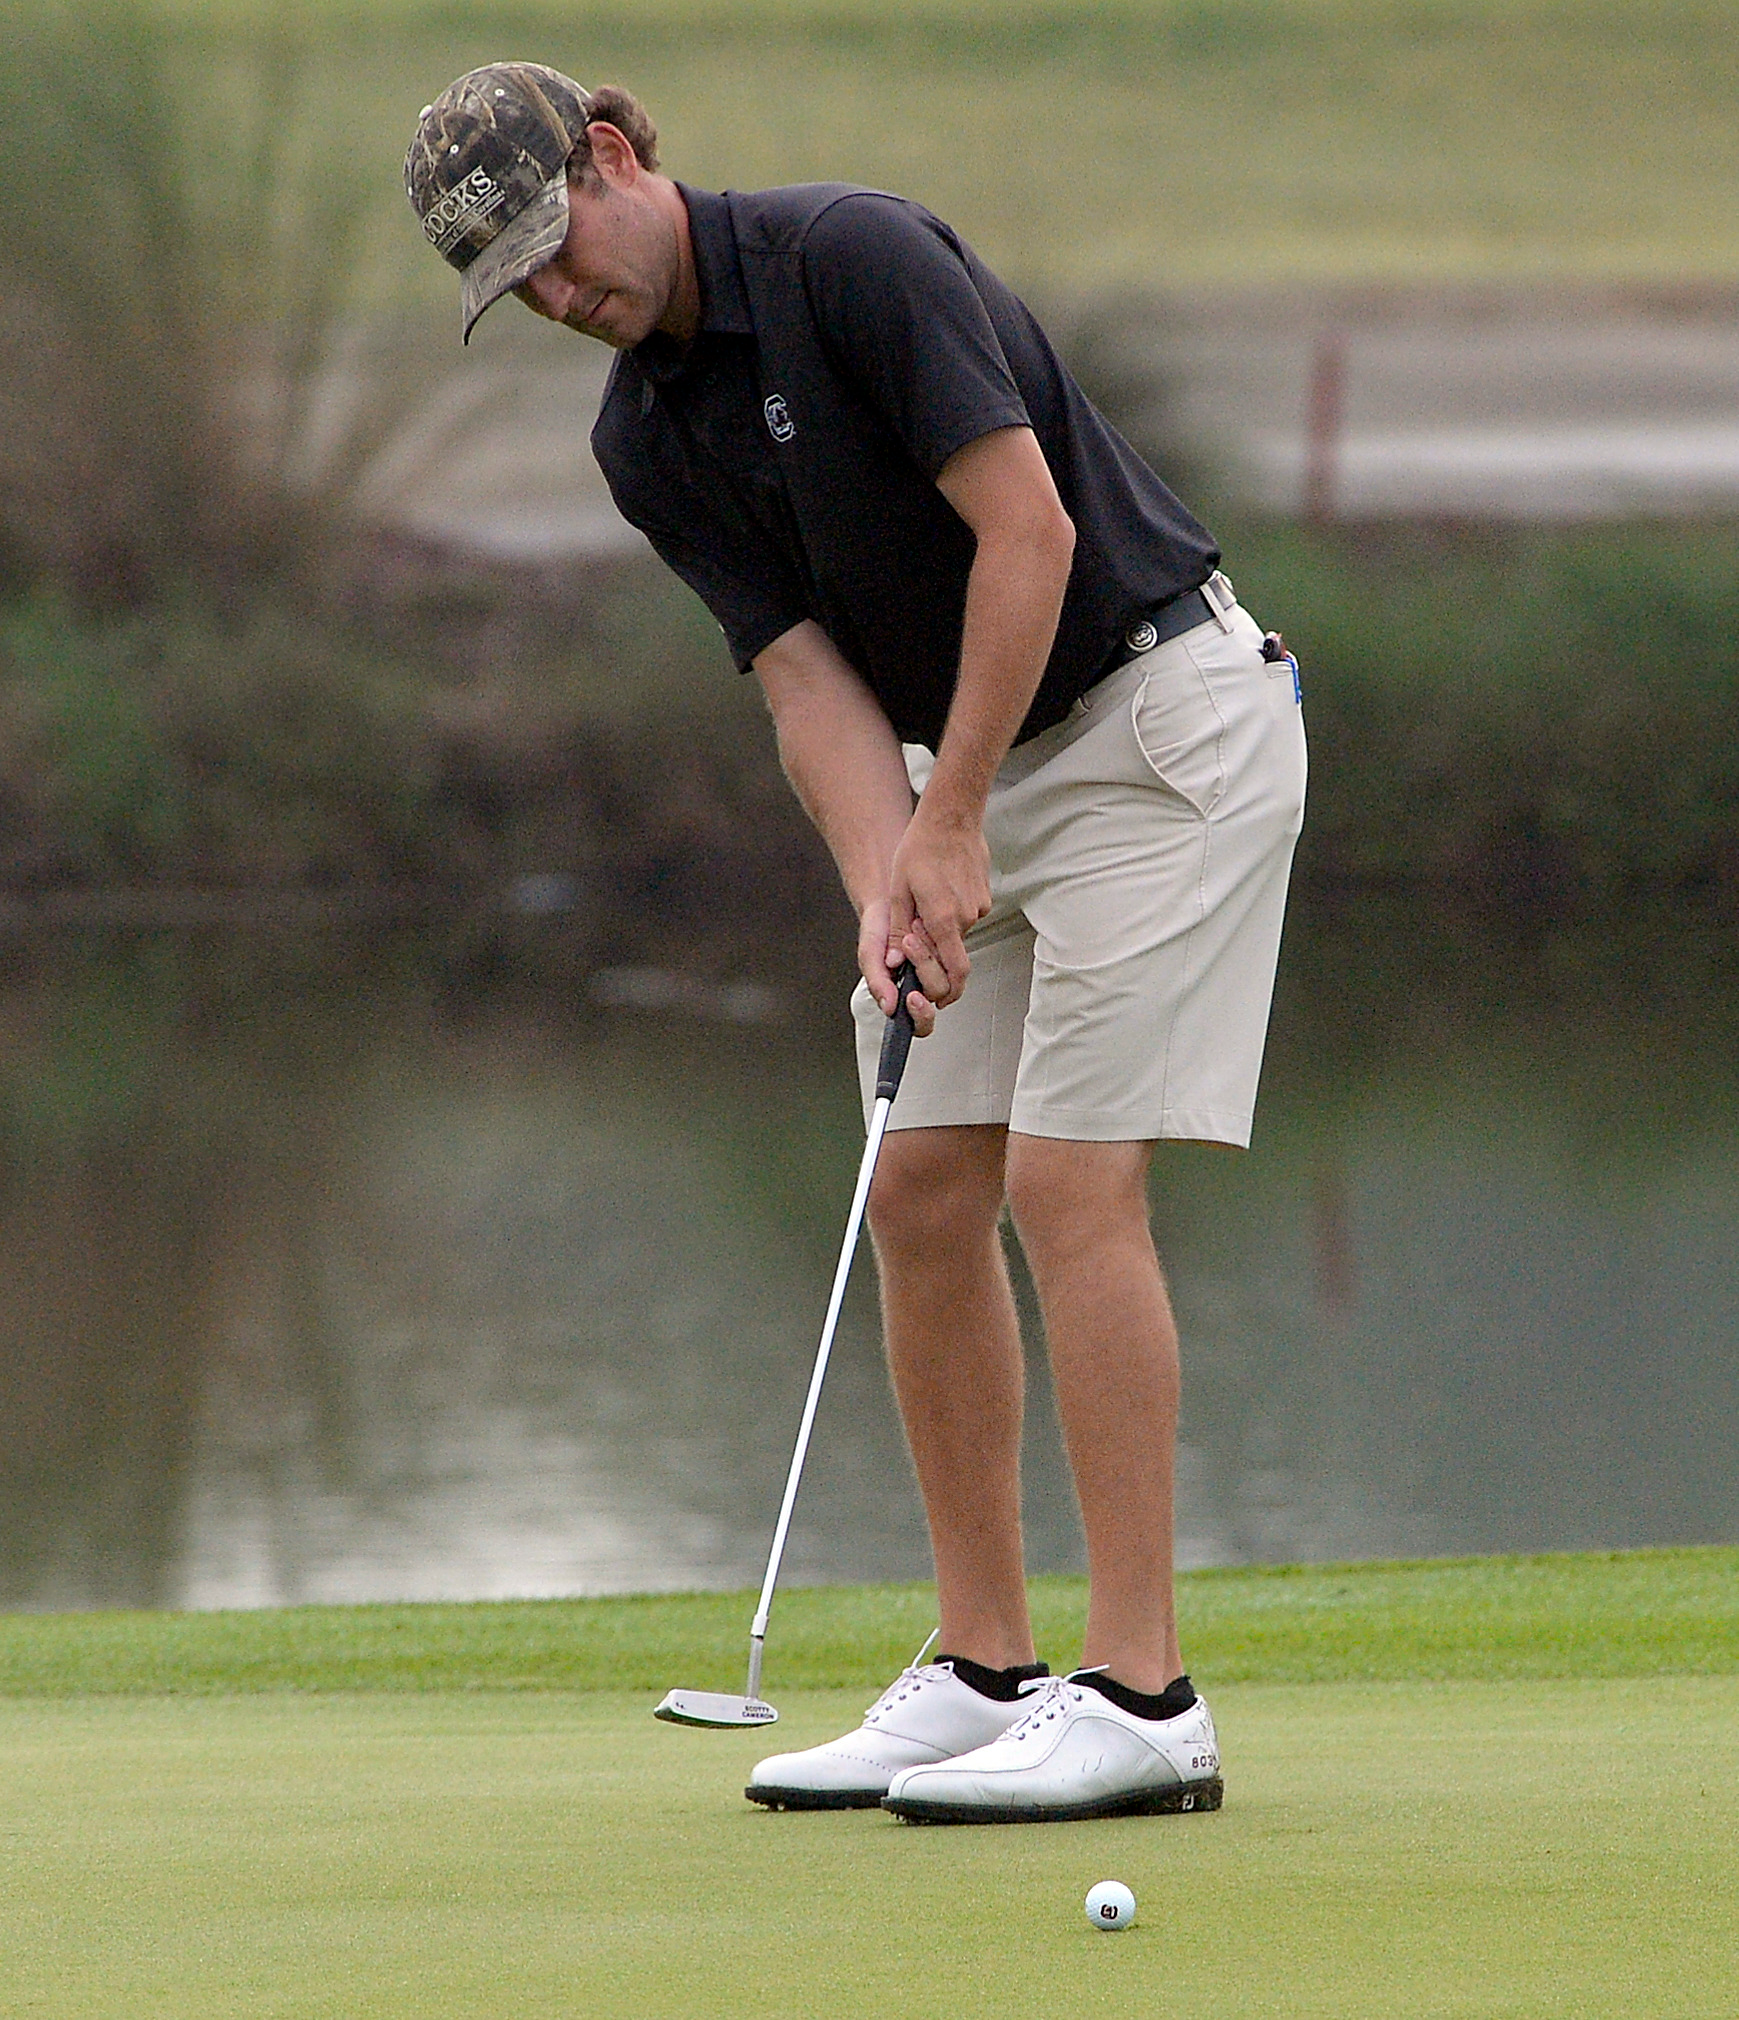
left=5, top=892, right=1734, bottom=1613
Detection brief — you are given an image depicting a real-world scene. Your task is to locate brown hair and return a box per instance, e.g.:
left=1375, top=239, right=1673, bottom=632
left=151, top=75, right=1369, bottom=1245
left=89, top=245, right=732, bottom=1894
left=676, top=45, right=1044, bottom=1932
left=566, top=85, right=660, bottom=178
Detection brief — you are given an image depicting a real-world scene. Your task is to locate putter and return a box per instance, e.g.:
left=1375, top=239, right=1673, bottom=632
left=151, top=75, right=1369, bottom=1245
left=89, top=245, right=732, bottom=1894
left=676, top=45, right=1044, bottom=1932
left=655, top=962, right=919, bottom=1729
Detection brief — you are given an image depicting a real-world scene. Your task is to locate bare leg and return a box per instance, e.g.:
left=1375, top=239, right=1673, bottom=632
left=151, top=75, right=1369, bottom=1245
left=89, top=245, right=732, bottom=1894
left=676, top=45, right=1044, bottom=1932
left=866, top=1123, right=1035, bottom=1670
left=1004, top=1134, right=1182, bottom=1693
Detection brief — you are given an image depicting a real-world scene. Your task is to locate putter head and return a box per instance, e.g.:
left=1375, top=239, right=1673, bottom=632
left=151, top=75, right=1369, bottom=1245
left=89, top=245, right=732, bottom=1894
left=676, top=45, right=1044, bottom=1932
left=653, top=1688, right=779, bottom=1729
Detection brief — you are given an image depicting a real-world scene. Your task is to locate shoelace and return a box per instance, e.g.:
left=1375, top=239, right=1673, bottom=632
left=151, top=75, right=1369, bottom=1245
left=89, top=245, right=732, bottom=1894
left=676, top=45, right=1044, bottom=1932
left=861, top=1629, right=943, bottom=1727
left=1002, top=1674, right=1083, bottom=1740
left=1002, top=1664, right=1111, bottom=1741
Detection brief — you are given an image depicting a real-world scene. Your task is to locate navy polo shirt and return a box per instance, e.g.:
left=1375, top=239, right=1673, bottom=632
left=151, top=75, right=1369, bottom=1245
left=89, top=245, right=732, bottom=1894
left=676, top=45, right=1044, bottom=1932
left=594, top=184, right=1219, bottom=750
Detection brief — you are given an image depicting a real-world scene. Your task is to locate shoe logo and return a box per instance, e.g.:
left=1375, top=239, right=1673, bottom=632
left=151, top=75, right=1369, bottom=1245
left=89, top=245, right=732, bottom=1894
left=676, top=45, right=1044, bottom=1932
left=763, top=393, right=796, bottom=443
left=1125, top=618, right=1158, bottom=653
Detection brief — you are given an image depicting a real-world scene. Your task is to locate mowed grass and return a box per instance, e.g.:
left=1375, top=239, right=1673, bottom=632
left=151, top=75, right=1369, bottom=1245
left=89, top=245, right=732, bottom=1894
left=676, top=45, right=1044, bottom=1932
left=2, top=1553, right=1737, bottom=2016
left=4, top=1679, right=1737, bottom=2017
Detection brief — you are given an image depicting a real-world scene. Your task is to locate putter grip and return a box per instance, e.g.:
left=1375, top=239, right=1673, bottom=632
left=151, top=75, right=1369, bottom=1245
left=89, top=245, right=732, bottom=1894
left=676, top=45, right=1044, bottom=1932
left=874, top=962, right=919, bottom=1101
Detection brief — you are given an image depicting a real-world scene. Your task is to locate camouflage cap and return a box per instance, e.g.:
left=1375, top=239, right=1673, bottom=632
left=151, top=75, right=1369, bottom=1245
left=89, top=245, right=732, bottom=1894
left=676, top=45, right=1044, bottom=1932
left=405, top=63, right=594, bottom=343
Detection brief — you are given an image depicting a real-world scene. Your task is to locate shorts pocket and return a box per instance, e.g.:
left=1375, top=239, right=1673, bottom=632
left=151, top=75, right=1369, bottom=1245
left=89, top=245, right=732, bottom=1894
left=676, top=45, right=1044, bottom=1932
left=1130, top=656, right=1228, bottom=816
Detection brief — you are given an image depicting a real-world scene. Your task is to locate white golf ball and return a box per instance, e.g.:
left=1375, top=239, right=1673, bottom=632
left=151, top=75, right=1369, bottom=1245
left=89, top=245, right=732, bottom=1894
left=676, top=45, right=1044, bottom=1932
left=1085, top=1880, right=1136, bottom=1931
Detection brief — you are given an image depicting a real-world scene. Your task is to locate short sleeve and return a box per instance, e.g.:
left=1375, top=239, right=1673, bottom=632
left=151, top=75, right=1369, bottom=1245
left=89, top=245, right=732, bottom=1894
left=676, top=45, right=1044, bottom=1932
left=635, top=504, right=807, bottom=671
left=802, top=195, right=1032, bottom=480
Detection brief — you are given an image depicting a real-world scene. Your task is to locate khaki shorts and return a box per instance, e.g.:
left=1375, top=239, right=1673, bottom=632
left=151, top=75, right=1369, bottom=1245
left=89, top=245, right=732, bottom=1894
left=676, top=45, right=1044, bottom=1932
left=852, top=582, right=1307, bottom=1146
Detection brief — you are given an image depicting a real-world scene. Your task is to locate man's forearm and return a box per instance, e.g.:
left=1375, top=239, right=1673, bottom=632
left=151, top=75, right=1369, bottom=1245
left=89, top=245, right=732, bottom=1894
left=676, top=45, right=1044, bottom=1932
left=924, top=527, right=1073, bottom=825
left=923, top=428, right=1076, bottom=833
left=754, top=619, right=914, bottom=919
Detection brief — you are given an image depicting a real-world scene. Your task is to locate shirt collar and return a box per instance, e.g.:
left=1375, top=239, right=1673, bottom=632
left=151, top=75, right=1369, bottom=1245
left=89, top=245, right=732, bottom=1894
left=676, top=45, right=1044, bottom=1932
left=681, top=185, right=753, bottom=335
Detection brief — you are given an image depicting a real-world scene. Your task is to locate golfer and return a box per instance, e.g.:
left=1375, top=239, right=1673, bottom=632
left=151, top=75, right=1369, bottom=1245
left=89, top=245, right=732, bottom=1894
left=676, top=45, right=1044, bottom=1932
left=407, top=65, right=1305, bottom=1824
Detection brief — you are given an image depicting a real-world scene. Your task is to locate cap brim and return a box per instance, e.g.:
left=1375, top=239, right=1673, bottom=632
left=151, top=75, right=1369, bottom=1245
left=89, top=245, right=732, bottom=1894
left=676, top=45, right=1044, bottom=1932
left=460, top=172, right=571, bottom=343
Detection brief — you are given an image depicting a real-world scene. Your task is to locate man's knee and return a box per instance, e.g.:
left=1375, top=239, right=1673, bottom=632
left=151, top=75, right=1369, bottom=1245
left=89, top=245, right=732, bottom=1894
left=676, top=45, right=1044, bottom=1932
left=867, top=1125, right=1006, bottom=1257
left=1003, top=1134, right=1154, bottom=1257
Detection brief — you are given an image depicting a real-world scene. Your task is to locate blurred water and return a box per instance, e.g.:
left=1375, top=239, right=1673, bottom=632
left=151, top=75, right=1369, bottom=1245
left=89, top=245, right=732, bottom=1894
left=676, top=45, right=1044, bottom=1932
left=1, top=903, right=1736, bottom=1611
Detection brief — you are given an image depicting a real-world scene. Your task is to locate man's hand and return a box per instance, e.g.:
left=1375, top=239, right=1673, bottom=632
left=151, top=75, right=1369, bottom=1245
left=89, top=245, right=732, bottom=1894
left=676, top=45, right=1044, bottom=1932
left=886, top=801, right=991, bottom=1020
left=855, top=805, right=989, bottom=1040
left=857, top=897, right=918, bottom=1030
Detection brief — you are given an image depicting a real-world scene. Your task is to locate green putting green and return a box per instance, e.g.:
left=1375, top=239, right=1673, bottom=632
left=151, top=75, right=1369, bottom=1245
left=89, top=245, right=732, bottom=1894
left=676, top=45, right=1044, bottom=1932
left=2, top=1554, right=1736, bottom=2016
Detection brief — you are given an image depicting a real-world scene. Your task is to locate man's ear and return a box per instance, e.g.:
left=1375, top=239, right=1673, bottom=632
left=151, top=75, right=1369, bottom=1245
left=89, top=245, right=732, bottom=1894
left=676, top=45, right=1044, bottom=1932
left=584, top=122, right=639, bottom=188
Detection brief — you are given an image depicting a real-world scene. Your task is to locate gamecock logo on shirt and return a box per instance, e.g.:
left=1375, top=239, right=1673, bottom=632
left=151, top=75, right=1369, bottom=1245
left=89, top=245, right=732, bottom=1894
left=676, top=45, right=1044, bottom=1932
left=763, top=394, right=796, bottom=443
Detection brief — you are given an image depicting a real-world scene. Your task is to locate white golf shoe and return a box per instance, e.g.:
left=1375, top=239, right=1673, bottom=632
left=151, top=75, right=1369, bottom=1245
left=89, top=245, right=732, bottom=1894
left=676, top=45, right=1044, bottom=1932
left=746, top=1635, right=1044, bottom=1811
left=882, top=1671, right=1223, bottom=1824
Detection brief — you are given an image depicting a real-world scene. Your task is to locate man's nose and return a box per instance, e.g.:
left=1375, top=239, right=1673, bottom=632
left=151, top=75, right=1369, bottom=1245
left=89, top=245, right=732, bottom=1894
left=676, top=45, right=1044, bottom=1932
left=519, top=263, right=570, bottom=318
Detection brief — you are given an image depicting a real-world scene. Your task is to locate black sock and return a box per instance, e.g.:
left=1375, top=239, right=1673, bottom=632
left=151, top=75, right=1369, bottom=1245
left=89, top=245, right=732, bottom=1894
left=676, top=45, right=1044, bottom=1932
left=939, top=1655, right=1050, bottom=1702
left=1074, top=1670, right=1198, bottom=1721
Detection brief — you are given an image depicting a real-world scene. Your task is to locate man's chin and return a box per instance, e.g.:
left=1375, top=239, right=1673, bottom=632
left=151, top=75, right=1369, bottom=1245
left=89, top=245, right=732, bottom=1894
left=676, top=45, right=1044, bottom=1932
left=565, top=297, right=656, bottom=350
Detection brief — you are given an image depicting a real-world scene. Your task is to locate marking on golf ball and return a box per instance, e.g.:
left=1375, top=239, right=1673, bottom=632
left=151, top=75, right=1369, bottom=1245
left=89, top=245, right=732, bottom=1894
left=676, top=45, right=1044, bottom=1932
left=1085, top=1880, right=1136, bottom=1931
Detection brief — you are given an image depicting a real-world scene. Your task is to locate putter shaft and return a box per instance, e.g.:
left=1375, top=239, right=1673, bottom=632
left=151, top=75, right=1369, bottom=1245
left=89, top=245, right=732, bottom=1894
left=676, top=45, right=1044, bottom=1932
left=746, top=1095, right=893, bottom=1673
left=740, top=970, right=916, bottom=1702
